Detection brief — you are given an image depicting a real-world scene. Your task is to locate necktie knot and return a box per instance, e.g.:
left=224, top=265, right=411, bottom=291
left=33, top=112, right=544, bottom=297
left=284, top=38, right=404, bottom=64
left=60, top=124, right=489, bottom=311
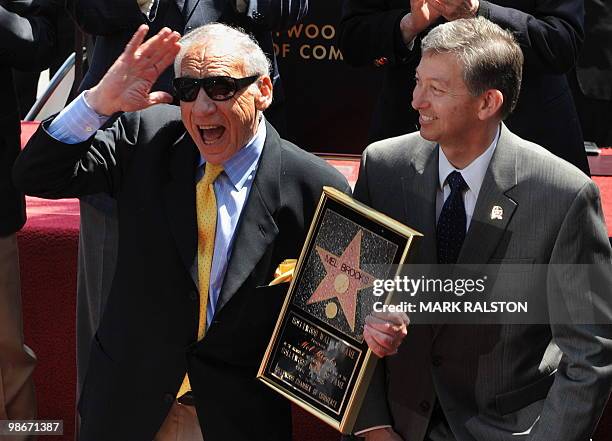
left=200, top=163, right=224, bottom=186
left=446, top=171, right=468, bottom=193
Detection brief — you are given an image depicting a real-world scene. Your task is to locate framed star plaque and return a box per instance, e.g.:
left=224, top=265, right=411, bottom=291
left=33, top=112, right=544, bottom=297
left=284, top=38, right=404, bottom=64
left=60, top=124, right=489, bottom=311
left=257, top=187, right=422, bottom=433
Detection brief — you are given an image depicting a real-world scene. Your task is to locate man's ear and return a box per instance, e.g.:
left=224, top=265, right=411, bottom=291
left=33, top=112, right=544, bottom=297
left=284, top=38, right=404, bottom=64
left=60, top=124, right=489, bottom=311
left=255, top=75, right=273, bottom=111
left=478, top=89, right=504, bottom=120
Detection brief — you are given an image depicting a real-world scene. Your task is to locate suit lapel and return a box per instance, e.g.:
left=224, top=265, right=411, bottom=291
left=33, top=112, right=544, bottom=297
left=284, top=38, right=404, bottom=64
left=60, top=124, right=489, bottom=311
left=399, top=139, right=443, bottom=339
left=162, top=131, right=200, bottom=286
left=215, top=121, right=281, bottom=312
left=401, top=139, right=439, bottom=264
left=458, top=124, right=518, bottom=264
left=173, top=0, right=185, bottom=18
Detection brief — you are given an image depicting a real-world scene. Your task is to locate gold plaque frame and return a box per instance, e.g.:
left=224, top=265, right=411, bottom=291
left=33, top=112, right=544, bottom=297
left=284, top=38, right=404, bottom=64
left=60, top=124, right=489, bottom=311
left=257, top=187, right=421, bottom=434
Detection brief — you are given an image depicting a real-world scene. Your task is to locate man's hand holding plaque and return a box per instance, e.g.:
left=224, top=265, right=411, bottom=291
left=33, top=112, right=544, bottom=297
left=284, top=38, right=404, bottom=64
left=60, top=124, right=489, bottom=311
left=364, top=312, right=409, bottom=358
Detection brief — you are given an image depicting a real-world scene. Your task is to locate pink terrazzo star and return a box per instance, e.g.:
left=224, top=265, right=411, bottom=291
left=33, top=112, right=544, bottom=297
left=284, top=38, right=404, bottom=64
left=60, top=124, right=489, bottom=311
left=306, top=230, right=375, bottom=331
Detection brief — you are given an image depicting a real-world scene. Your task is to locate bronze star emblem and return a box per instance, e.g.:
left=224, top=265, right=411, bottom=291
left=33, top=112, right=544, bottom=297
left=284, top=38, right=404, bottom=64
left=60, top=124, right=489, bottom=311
left=306, top=230, right=375, bottom=331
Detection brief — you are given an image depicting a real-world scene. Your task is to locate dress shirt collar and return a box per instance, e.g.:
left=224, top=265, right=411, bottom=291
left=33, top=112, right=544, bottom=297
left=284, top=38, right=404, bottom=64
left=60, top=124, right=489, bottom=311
left=438, top=125, right=500, bottom=195
left=198, top=115, right=266, bottom=190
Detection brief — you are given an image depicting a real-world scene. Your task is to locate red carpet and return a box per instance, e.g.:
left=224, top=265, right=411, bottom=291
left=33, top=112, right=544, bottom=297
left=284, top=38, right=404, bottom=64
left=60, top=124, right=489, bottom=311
left=594, top=176, right=612, bottom=234
left=589, top=147, right=612, bottom=176
left=18, top=197, right=79, bottom=441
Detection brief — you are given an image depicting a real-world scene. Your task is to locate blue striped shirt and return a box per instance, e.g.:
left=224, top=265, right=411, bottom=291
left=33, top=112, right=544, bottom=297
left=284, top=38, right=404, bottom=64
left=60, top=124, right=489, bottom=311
left=48, top=93, right=265, bottom=327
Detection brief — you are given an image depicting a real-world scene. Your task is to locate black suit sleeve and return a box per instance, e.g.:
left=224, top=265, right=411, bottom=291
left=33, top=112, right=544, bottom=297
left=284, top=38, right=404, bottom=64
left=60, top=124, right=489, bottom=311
left=533, top=181, right=612, bottom=441
left=338, top=0, right=414, bottom=67
left=353, top=148, right=371, bottom=205
left=478, top=0, right=584, bottom=73
left=12, top=112, right=140, bottom=199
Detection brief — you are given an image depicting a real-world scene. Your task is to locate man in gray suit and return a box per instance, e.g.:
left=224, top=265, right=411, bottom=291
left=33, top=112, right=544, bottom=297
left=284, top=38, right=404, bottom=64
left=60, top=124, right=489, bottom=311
left=351, top=17, right=612, bottom=441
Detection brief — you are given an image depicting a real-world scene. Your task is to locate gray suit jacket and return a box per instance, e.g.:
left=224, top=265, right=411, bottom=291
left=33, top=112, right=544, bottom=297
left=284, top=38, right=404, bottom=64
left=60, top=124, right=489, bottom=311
left=352, top=124, right=612, bottom=440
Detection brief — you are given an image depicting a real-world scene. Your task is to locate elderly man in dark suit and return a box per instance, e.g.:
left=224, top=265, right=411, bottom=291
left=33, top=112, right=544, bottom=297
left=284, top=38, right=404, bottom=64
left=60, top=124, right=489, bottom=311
left=14, top=23, right=349, bottom=441
left=0, top=1, right=56, bottom=435
left=70, top=0, right=309, bottom=404
left=348, top=17, right=612, bottom=441
left=339, top=0, right=590, bottom=176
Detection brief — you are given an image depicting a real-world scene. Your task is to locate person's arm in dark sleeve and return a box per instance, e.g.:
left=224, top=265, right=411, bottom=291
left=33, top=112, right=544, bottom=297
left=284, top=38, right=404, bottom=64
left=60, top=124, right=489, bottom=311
left=338, top=0, right=445, bottom=68
left=338, top=1, right=413, bottom=67
left=14, top=25, right=180, bottom=198
left=353, top=147, right=372, bottom=205
left=0, top=2, right=56, bottom=70
left=12, top=109, right=138, bottom=199
left=477, top=0, right=584, bottom=73
left=530, top=181, right=612, bottom=441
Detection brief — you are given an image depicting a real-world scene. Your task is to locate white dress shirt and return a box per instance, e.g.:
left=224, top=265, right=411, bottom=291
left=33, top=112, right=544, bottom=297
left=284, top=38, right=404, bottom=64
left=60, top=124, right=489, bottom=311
left=436, top=127, right=500, bottom=231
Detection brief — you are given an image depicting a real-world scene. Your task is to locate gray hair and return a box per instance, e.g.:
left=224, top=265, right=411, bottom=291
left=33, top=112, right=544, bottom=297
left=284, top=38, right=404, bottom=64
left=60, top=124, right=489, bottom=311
left=174, top=23, right=271, bottom=78
left=421, top=17, right=523, bottom=120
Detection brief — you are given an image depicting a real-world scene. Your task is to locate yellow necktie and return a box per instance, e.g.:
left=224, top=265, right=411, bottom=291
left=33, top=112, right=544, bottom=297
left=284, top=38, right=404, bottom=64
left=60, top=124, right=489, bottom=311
left=177, top=162, right=224, bottom=399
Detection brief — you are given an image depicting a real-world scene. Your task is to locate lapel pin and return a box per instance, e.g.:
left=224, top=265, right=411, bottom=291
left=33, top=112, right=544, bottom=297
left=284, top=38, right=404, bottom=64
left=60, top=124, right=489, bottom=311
left=490, top=205, right=503, bottom=220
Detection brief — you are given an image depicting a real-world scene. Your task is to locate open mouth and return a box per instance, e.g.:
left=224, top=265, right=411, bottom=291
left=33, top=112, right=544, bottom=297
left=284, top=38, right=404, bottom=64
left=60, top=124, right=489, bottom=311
left=198, top=125, right=225, bottom=144
left=419, top=115, right=436, bottom=124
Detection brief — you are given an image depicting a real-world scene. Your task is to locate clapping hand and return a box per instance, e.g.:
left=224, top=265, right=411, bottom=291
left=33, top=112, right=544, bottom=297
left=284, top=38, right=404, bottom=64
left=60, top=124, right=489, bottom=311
left=400, top=0, right=442, bottom=44
left=427, top=0, right=479, bottom=21
left=410, top=0, right=443, bottom=31
left=87, top=25, right=181, bottom=116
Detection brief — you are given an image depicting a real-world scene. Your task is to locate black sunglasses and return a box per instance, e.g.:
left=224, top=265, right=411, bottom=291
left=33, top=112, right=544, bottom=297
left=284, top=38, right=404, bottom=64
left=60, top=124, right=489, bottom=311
left=172, top=75, right=259, bottom=102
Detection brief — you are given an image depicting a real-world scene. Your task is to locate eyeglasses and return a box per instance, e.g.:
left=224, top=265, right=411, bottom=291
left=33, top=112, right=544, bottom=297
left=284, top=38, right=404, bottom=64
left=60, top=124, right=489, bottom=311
left=172, top=75, right=259, bottom=102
